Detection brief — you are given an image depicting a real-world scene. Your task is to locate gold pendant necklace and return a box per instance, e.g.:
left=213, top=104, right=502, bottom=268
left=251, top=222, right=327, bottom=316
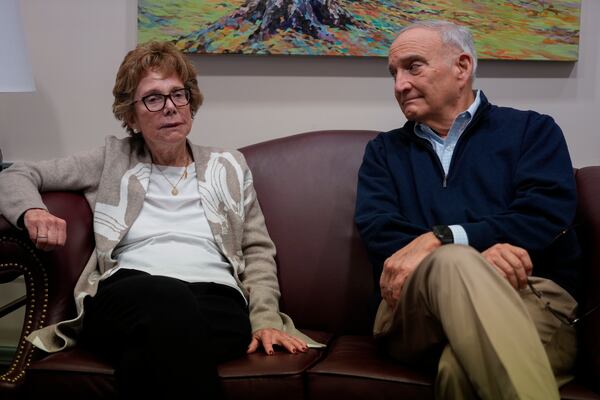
left=153, top=160, right=189, bottom=196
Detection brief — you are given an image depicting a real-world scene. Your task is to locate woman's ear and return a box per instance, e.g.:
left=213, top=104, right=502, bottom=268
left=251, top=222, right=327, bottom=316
left=128, top=115, right=139, bottom=133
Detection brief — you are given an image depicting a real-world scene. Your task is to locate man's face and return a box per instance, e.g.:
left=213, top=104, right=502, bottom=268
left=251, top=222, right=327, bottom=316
left=388, top=28, right=465, bottom=126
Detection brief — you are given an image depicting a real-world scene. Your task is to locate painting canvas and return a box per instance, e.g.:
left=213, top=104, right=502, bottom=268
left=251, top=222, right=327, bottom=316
left=138, top=0, right=581, bottom=61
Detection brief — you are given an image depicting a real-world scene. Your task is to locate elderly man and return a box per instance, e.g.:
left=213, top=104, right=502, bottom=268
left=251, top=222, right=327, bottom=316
left=355, top=20, right=580, bottom=399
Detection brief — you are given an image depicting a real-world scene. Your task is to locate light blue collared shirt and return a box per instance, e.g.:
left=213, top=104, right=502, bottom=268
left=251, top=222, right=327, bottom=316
left=413, top=90, right=482, bottom=245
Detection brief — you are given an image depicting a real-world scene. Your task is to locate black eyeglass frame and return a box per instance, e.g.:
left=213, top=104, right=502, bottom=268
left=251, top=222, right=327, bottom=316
left=527, top=222, right=600, bottom=326
left=134, top=87, right=191, bottom=112
left=527, top=279, right=599, bottom=326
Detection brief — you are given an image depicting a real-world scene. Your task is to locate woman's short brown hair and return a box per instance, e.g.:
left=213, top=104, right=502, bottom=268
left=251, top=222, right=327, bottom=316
left=112, top=41, right=203, bottom=136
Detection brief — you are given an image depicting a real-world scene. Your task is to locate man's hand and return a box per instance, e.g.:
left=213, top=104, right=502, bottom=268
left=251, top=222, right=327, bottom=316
left=23, top=208, right=67, bottom=251
left=482, top=243, right=532, bottom=290
left=247, top=328, right=308, bottom=355
left=380, top=232, right=441, bottom=309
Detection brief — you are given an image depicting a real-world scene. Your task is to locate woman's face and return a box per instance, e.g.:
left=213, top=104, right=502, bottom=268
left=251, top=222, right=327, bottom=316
left=130, top=70, right=193, bottom=149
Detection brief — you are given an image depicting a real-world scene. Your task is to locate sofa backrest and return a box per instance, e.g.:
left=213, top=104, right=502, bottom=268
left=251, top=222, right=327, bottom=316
left=240, top=130, right=378, bottom=335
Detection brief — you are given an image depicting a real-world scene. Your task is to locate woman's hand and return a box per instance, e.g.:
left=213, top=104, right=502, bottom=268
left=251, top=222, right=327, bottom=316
left=23, top=208, right=67, bottom=251
left=246, top=328, right=308, bottom=355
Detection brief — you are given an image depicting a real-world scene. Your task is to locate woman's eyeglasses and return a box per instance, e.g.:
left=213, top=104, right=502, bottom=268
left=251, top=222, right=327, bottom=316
left=135, top=88, right=191, bottom=112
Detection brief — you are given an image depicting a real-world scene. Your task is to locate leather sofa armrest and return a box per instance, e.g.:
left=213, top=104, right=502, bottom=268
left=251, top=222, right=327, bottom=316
left=0, top=216, right=49, bottom=391
left=0, top=191, right=94, bottom=393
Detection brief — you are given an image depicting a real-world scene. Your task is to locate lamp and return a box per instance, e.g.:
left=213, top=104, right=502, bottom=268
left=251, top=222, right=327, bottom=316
left=0, top=0, right=36, bottom=167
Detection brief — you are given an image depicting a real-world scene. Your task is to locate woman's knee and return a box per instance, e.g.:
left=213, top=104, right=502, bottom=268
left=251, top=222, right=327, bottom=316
left=87, top=274, right=200, bottom=337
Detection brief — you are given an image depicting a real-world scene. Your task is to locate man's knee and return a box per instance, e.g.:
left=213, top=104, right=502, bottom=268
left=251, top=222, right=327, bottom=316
left=408, top=244, right=499, bottom=300
left=429, top=244, right=480, bottom=264
left=420, top=244, right=485, bottom=277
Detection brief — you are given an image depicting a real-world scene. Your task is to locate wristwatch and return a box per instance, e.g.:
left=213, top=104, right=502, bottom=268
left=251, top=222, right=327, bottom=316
left=432, top=225, right=454, bottom=245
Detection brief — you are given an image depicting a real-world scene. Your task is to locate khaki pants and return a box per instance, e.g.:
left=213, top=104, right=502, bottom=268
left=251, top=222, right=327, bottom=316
left=374, top=245, right=577, bottom=400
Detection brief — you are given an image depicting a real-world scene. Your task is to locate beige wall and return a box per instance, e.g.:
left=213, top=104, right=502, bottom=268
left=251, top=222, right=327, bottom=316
left=1, top=1, right=599, bottom=346
left=0, top=0, right=599, bottom=167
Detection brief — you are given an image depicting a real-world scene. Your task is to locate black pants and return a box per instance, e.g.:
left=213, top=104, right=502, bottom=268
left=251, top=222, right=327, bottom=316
left=80, top=269, right=251, bottom=400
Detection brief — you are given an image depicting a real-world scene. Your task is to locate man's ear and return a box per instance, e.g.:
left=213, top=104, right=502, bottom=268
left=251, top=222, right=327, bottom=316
left=456, top=53, right=473, bottom=82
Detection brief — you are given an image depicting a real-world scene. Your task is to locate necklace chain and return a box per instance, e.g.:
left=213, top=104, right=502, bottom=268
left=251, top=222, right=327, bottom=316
left=153, top=158, right=190, bottom=196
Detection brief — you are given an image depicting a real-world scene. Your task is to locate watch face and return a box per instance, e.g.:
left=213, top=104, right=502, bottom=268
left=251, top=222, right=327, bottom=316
left=433, top=225, right=453, bottom=244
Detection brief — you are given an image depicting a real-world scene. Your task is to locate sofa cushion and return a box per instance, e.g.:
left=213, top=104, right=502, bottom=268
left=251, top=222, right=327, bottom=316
left=24, top=348, right=115, bottom=399
left=307, top=335, right=435, bottom=400
left=308, top=335, right=600, bottom=400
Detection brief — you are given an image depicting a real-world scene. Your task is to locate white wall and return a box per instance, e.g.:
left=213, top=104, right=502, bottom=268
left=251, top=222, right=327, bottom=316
left=0, top=0, right=599, bottom=168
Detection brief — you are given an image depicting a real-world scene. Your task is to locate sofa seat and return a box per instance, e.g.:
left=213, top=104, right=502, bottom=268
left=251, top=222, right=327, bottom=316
left=24, top=348, right=116, bottom=398
left=219, top=330, right=332, bottom=400
left=308, top=335, right=435, bottom=400
left=22, top=330, right=332, bottom=400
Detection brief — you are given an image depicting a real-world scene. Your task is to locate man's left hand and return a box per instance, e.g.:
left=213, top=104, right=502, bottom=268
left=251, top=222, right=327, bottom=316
left=482, top=243, right=532, bottom=290
left=247, top=328, right=308, bottom=355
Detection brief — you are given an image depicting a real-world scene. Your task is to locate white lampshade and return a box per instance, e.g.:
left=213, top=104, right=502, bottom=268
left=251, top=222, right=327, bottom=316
left=0, top=0, right=35, bottom=92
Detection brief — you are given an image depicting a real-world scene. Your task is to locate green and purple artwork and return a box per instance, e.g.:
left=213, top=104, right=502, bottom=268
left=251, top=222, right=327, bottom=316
left=138, top=0, right=581, bottom=60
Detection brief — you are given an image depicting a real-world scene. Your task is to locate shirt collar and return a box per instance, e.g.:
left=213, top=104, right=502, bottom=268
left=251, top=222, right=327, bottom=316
left=414, top=90, right=482, bottom=141
left=465, top=89, right=482, bottom=118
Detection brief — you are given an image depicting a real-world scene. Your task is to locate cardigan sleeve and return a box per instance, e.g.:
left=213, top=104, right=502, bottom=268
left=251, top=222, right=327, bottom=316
left=0, top=147, right=105, bottom=227
left=233, top=153, right=284, bottom=332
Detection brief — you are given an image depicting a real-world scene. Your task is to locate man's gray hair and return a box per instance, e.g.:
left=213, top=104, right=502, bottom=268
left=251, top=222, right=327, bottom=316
left=399, top=20, right=478, bottom=79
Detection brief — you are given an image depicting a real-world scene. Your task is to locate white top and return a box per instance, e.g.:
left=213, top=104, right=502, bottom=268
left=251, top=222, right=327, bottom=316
left=112, top=163, right=243, bottom=297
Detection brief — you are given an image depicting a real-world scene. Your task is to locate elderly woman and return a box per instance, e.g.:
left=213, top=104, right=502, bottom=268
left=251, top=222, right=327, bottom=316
left=0, top=41, right=320, bottom=399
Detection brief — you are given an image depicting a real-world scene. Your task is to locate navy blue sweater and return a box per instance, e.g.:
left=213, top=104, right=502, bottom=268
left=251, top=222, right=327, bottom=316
left=355, top=93, right=581, bottom=299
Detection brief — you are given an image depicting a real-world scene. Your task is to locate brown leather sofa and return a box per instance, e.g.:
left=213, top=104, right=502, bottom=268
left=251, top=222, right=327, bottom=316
left=1, top=130, right=599, bottom=399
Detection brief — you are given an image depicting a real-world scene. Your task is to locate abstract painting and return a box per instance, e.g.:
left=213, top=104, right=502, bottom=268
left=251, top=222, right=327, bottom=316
left=138, top=0, right=581, bottom=60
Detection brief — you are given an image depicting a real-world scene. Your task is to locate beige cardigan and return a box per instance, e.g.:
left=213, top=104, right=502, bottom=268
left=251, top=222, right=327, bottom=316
left=0, top=135, right=322, bottom=352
